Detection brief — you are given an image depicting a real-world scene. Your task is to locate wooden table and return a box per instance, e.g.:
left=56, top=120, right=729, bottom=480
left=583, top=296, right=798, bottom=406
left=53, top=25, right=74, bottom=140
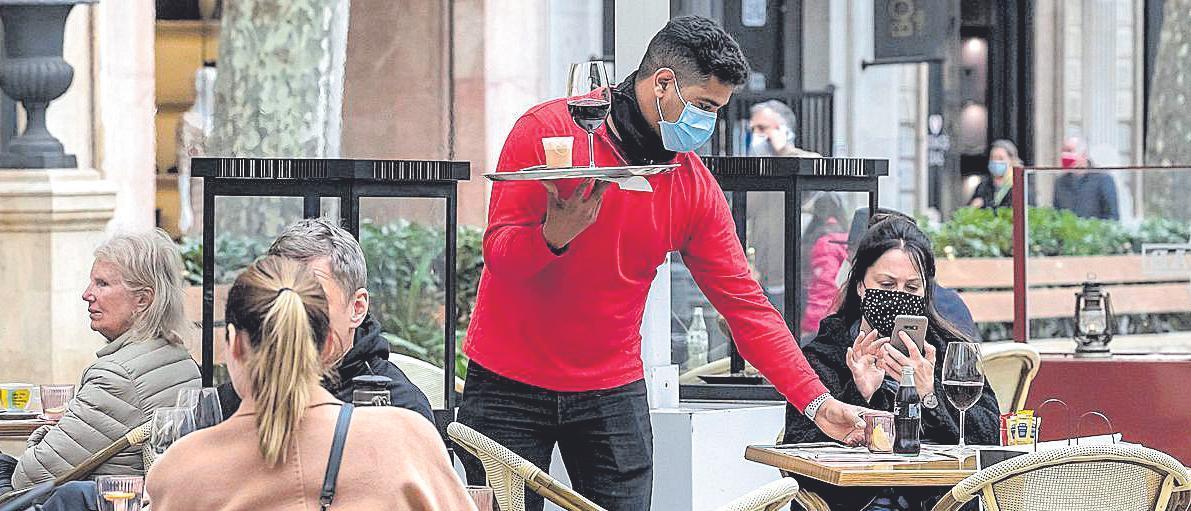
left=746, top=444, right=1191, bottom=511
left=745, top=445, right=975, bottom=487
left=0, top=419, right=48, bottom=454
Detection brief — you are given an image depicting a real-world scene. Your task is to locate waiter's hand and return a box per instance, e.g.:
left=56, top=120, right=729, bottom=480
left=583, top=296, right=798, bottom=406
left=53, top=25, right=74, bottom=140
left=813, top=398, right=870, bottom=446
left=541, top=179, right=610, bottom=250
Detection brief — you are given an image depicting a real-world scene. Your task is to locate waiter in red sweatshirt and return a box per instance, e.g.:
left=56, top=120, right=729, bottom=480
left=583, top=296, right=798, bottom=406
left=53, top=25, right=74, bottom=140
left=459, top=16, right=868, bottom=510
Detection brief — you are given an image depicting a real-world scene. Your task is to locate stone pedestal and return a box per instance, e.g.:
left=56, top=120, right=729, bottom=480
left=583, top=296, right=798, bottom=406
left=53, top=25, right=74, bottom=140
left=0, top=168, right=115, bottom=385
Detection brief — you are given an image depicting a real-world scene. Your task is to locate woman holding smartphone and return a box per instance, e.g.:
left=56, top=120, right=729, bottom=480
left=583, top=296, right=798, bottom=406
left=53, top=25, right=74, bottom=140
left=782, top=215, right=1000, bottom=511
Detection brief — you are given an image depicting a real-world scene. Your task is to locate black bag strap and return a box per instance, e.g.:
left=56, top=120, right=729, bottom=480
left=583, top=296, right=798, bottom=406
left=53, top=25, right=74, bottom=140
left=320, top=403, right=354, bottom=511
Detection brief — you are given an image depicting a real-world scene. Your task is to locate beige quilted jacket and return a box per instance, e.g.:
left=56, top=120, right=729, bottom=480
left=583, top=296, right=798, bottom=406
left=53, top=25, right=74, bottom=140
left=12, top=334, right=200, bottom=489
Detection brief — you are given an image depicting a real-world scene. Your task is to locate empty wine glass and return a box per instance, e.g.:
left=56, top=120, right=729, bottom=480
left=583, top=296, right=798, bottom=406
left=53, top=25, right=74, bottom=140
left=150, top=406, right=196, bottom=459
left=96, top=475, right=144, bottom=511
left=566, top=61, right=612, bottom=168
left=176, top=387, right=223, bottom=430
left=466, top=486, right=495, bottom=511
left=943, top=342, right=985, bottom=450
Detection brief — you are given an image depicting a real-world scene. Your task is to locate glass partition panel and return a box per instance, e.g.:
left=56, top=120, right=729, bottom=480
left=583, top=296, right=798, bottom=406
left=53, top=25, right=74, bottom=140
left=924, top=203, right=1018, bottom=342
left=358, top=197, right=454, bottom=385
left=1024, top=166, right=1191, bottom=355
left=207, top=196, right=306, bottom=382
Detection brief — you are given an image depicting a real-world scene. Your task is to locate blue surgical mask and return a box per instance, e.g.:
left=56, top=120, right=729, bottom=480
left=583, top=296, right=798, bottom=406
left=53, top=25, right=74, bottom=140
left=988, top=161, right=1008, bottom=177
left=657, top=77, right=717, bottom=153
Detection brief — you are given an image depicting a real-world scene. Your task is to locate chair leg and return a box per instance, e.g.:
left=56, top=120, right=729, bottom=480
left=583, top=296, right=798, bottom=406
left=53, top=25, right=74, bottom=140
left=793, top=489, right=830, bottom=511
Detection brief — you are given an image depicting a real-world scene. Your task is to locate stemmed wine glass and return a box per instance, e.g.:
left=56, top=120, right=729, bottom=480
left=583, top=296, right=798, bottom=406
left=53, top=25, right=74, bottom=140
left=566, top=61, right=612, bottom=168
left=176, top=387, right=223, bottom=430
left=943, top=342, right=985, bottom=451
left=149, top=406, right=196, bottom=459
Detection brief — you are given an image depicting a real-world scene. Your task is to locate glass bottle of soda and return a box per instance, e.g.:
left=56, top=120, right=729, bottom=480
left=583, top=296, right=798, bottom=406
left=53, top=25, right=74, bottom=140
left=893, top=366, right=922, bottom=456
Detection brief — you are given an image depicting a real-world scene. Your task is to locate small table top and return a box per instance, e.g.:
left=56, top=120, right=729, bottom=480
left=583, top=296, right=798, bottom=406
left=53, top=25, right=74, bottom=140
left=745, top=444, right=976, bottom=487
left=0, top=419, right=49, bottom=439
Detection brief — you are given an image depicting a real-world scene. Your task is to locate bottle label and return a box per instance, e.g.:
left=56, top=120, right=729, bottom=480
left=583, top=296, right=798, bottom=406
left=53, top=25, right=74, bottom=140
left=906, top=403, right=920, bottom=419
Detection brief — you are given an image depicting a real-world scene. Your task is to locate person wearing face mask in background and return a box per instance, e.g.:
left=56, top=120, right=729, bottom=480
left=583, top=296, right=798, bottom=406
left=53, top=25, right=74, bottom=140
left=783, top=217, right=999, bottom=511
left=1053, top=136, right=1120, bottom=220
left=460, top=16, right=872, bottom=510
left=745, top=100, right=827, bottom=333
left=968, top=139, right=1024, bottom=210
left=747, top=100, right=821, bottom=157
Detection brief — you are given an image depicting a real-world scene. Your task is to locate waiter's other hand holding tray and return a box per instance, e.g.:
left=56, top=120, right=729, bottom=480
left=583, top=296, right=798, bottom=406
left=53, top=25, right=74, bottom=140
left=484, top=163, right=679, bottom=193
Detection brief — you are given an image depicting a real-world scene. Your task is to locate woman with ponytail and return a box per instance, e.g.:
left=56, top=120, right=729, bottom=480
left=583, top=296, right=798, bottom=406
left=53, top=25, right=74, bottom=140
left=147, top=257, right=474, bottom=510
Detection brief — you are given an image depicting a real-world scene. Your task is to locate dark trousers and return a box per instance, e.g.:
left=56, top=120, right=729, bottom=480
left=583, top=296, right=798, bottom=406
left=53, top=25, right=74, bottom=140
left=457, top=363, right=653, bottom=511
left=40, top=481, right=99, bottom=511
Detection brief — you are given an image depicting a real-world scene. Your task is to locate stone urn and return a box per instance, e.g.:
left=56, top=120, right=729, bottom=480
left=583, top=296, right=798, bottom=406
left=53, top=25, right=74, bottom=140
left=0, top=0, right=97, bottom=168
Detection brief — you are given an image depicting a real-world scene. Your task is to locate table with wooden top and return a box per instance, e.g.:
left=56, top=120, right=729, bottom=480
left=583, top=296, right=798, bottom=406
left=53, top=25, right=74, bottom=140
left=744, top=444, right=1191, bottom=511
left=745, top=444, right=975, bottom=486
left=0, top=420, right=48, bottom=454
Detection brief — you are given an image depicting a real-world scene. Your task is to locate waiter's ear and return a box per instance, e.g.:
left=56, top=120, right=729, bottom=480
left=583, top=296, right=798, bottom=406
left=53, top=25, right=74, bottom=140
left=652, top=68, right=676, bottom=99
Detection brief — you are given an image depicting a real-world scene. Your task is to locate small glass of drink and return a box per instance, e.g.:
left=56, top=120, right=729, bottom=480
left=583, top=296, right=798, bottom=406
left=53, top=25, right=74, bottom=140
left=39, top=384, right=75, bottom=421
left=96, top=475, right=144, bottom=511
left=542, top=137, right=574, bottom=169
left=863, top=411, right=896, bottom=454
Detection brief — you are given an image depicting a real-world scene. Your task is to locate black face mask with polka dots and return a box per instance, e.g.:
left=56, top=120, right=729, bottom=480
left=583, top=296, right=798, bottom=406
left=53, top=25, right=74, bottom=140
left=861, top=287, right=927, bottom=338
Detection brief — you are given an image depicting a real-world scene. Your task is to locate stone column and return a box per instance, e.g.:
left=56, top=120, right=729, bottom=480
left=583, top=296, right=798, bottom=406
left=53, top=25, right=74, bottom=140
left=1082, top=0, right=1118, bottom=166
left=0, top=169, right=115, bottom=384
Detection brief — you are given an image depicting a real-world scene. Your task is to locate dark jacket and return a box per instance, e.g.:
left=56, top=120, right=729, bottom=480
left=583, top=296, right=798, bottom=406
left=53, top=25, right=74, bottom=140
left=1053, top=171, right=1119, bottom=220
left=784, top=313, right=1000, bottom=510
left=218, top=315, right=434, bottom=424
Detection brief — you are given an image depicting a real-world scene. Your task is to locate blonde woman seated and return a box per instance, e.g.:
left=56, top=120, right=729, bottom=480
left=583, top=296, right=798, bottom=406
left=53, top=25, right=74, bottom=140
left=11, top=230, right=200, bottom=489
left=147, top=257, right=475, bottom=510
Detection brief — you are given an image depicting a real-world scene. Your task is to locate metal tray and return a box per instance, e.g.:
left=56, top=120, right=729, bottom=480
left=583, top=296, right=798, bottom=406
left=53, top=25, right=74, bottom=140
left=484, top=163, right=679, bottom=182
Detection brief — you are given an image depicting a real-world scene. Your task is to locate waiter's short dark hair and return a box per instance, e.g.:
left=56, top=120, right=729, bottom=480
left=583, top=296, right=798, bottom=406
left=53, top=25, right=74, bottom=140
left=636, top=15, right=750, bottom=87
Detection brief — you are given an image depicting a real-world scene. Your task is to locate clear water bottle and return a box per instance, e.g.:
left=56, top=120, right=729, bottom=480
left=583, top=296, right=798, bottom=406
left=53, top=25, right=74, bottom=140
left=686, top=307, right=709, bottom=368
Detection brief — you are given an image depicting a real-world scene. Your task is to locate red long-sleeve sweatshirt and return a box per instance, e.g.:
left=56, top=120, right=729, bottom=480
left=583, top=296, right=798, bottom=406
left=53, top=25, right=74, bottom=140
left=463, top=96, right=829, bottom=410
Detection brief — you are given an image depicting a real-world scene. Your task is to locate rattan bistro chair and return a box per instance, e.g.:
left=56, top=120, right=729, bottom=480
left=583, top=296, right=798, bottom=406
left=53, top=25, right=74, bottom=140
left=932, top=445, right=1191, bottom=511
left=981, top=342, right=1041, bottom=413
left=0, top=422, right=153, bottom=505
left=446, top=422, right=607, bottom=511
left=715, top=478, right=801, bottom=511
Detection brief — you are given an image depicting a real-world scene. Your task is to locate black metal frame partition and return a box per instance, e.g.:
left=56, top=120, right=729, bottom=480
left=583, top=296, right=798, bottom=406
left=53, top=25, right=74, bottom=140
left=682, top=156, right=888, bottom=401
left=194, top=157, right=469, bottom=434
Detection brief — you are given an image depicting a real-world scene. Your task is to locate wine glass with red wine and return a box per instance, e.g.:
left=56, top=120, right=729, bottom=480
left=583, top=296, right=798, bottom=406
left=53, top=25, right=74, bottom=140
left=943, top=342, right=985, bottom=451
left=566, top=61, right=612, bottom=167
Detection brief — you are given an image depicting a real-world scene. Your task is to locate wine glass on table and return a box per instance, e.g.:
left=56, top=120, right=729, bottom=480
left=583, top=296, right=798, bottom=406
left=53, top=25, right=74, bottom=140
left=149, top=406, right=196, bottom=460
left=177, top=387, right=223, bottom=430
left=566, top=61, right=612, bottom=168
left=943, top=342, right=985, bottom=451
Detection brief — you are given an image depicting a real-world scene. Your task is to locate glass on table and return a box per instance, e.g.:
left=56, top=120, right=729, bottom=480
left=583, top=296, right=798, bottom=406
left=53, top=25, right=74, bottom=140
left=149, top=407, right=196, bottom=459
left=942, top=342, right=985, bottom=450
left=466, top=486, right=495, bottom=511
left=176, top=387, right=222, bottom=430
left=39, top=384, right=75, bottom=421
left=862, top=411, right=895, bottom=454
left=96, top=475, right=144, bottom=511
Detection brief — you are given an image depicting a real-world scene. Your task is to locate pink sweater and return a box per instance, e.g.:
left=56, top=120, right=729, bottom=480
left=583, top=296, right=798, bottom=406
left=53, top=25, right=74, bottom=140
left=147, top=388, right=475, bottom=511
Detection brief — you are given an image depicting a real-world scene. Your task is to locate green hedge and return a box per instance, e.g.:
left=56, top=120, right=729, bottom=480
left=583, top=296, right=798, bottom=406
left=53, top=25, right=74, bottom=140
left=922, top=207, right=1191, bottom=259
left=179, top=221, right=485, bottom=377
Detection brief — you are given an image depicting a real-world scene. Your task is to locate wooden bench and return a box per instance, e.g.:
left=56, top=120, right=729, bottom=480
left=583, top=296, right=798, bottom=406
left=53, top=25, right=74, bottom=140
left=935, top=255, right=1191, bottom=324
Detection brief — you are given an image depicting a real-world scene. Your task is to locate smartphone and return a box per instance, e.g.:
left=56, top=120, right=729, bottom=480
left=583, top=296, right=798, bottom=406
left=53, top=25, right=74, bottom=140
left=891, top=315, right=928, bottom=356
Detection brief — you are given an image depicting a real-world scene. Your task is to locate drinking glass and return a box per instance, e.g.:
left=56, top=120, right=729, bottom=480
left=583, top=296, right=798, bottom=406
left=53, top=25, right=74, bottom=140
left=96, top=475, right=144, bottom=511
left=466, top=486, right=495, bottom=511
left=176, top=387, right=223, bottom=429
left=39, top=384, right=75, bottom=421
left=149, top=407, right=196, bottom=458
left=943, top=342, right=985, bottom=450
left=566, top=61, right=612, bottom=168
